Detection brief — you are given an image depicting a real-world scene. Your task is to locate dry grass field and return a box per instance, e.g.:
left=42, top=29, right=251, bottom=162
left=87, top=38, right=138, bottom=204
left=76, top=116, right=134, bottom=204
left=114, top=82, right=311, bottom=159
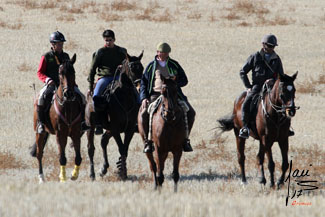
left=0, top=0, right=324, bottom=216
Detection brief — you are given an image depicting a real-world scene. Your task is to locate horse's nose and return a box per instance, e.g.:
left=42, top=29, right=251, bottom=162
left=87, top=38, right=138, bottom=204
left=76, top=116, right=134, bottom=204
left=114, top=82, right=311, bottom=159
left=64, top=89, right=74, bottom=100
left=286, top=108, right=296, bottom=117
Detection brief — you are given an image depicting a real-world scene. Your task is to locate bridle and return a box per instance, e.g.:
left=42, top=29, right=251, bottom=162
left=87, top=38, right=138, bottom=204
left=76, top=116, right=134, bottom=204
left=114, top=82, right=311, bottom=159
left=54, top=63, right=80, bottom=128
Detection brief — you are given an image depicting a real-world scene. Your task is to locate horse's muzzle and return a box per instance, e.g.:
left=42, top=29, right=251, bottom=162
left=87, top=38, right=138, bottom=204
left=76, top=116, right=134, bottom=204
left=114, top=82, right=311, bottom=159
left=63, top=89, right=75, bottom=101
left=285, top=105, right=300, bottom=117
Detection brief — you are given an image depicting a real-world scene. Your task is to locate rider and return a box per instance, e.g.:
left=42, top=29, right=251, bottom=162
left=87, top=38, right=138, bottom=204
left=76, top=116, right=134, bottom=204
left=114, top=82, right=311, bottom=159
left=139, top=42, right=195, bottom=153
left=239, top=34, right=294, bottom=139
left=36, top=31, right=89, bottom=134
left=88, top=29, right=127, bottom=135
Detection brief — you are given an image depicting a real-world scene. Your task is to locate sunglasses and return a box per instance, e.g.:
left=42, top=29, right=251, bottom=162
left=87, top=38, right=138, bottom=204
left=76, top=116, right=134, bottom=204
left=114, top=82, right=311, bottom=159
left=105, top=38, right=114, bottom=42
left=265, top=43, right=275, bottom=49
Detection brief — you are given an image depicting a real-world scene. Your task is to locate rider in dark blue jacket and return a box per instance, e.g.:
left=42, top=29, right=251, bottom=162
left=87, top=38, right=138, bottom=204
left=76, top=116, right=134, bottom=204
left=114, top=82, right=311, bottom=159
left=139, top=42, right=195, bottom=153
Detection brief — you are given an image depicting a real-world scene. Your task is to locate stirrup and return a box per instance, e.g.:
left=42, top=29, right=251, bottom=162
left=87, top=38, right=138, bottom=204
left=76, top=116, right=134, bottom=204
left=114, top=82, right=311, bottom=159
left=289, top=130, right=295, bottom=137
left=37, top=123, right=45, bottom=134
left=183, top=139, right=193, bottom=152
left=81, top=122, right=91, bottom=132
left=95, top=126, right=103, bottom=135
left=239, top=127, right=249, bottom=139
left=143, top=141, right=154, bottom=153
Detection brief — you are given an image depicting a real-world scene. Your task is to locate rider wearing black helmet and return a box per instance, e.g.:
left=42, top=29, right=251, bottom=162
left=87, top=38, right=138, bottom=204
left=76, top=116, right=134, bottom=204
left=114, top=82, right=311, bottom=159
left=238, top=34, right=294, bottom=139
left=36, top=31, right=89, bottom=134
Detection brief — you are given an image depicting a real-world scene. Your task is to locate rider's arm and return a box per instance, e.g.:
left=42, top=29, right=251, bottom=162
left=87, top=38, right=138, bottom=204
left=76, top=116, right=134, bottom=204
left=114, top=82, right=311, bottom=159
left=37, top=56, right=48, bottom=83
left=175, top=63, right=188, bottom=88
left=87, top=52, right=99, bottom=90
left=239, top=54, right=254, bottom=89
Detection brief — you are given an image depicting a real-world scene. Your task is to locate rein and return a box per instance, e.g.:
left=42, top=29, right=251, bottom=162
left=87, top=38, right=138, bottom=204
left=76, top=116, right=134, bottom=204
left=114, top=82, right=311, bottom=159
left=261, top=82, right=299, bottom=139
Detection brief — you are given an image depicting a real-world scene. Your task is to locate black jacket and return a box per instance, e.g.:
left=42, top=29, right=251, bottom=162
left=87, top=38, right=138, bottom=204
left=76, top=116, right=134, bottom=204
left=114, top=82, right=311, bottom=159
left=240, top=49, right=284, bottom=88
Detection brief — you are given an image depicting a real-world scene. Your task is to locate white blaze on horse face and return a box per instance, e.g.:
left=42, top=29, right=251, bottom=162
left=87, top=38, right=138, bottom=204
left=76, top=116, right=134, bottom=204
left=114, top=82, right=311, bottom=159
left=287, top=85, right=293, bottom=92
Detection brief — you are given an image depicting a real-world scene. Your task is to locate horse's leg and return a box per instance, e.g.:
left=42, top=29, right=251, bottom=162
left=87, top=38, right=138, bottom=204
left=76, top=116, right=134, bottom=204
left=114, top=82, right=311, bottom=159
left=70, top=131, right=82, bottom=181
left=265, top=143, right=275, bottom=188
left=113, top=134, right=128, bottom=180
left=234, top=128, right=247, bottom=184
left=277, top=138, right=289, bottom=189
left=257, top=140, right=266, bottom=185
left=172, top=150, right=183, bottom=193
left=87, top=128, right=96, bottom=181
left=30, top=133, right=49, bottom=158
left=146, top=153, right=158, bottom=190
left=99, top=131, right=112, bottom=177
left=157, top=151, right=168, bottom=189
left=36, top=132, right=49, bottom=183
left=57, top=132, right=68, bottom=183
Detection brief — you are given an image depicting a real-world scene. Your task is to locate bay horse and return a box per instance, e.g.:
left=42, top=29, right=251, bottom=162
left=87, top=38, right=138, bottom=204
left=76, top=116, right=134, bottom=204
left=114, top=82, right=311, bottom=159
left=218, top=72, right=299, bottom=188
left=138, top=76, right=185, bottom=192
left=32, top=54, right=82, bottom=183
left=85, top=51, right=144, bottom=181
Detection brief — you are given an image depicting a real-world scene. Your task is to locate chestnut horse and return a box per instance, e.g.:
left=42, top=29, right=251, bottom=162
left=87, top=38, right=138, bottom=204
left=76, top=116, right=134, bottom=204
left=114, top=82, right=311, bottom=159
left=139, top=76, right=185, bottom=192
left=32, top=54, right=82, bottom=183
left=86, top=52, right=144, bottom=181
left=218, top=72, right=299, bottom=188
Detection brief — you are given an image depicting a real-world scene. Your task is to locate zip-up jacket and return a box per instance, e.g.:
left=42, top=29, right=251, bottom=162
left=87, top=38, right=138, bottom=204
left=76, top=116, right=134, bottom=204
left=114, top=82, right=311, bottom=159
left=239, top=49, right=284, bottom=89
left=139, top=56, right=188, bottom=102
left=37, top=49, right=70, bottom=85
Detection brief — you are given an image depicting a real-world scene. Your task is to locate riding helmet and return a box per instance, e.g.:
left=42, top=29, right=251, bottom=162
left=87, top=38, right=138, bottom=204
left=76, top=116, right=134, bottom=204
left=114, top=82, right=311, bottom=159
left=49, top=31, right=66, bottom=43
left=261, top=34, right=278, bottom=46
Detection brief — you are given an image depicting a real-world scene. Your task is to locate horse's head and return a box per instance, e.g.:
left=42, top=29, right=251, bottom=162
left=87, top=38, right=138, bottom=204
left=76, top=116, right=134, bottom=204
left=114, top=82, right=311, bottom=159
left=58, top=54, right=76, bottom=101
left=123, top=51, right=144, bottom=90
left=160, top=75, right=178, bottom=121
left=274, top=71, right=299, bottom=118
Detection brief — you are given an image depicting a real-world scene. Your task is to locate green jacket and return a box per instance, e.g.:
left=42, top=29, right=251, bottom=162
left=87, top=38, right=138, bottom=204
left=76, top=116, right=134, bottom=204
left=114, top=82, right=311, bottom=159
left=87, top=45, right=127, bottom=87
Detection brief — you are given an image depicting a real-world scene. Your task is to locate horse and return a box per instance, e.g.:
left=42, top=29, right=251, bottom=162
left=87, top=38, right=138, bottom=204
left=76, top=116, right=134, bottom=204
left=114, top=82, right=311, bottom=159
left=85, top=51, right=144, bottom=181
left=32, top=54, right=83, bottom=183
left=217, top=72, right=299, bottom=188
left=138, top=76, right=185, bottom=192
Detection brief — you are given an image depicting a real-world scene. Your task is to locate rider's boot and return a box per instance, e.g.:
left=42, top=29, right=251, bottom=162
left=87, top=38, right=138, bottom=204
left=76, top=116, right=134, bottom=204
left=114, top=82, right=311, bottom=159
left=37, top=105, right=46, bottom=134
left=183, top=139, right=193, bottom=152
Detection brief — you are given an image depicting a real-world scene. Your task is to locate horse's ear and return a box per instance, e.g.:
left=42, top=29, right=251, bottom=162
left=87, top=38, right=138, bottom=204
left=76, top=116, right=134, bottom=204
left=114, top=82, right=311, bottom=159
left=292, top=71, right=298, bottom=81
left=139, top=50, right=144, bottom=60
left=71, top=53, right=76, bottom=65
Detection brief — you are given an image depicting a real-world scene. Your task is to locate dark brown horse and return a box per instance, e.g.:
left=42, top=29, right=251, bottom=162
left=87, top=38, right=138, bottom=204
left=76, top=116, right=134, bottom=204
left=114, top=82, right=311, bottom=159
left=218, top=72, right=299, bottom=188
left=138, top=76, right=185, bottom=192
left=32, top=54, right=82, bottom=183
left=86, top=51, right=144, bottom=181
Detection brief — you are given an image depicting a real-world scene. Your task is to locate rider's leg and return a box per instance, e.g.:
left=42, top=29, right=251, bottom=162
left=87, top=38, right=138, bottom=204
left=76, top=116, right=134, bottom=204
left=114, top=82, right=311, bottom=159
left=178, top=99, right=195, bottom=152
left=240, top=85, right=260, bottom=138
left=93, top=77, right=112, bottom=135
left=37, top=84, right=55, bottom=134
left=142, top=94, right=160, bottom=153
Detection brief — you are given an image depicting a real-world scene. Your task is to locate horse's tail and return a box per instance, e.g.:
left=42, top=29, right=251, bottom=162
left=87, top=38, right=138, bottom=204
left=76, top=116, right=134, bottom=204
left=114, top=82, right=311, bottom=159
left=217, top=114, right=234, bottom=132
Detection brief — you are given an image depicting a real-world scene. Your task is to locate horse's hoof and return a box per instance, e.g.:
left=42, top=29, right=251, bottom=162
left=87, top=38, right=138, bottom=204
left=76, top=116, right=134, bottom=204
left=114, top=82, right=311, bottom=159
left=270, top=181, right=275, bottom=189
left=241, top=180, right=248, bottom=186
left=39, top=174, right=45, bottom=184
left=277, top=181, right=284, bottom=190
left=90, top=175, right=96, bottom=181
left=259, top=177, right=266, bottom=185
